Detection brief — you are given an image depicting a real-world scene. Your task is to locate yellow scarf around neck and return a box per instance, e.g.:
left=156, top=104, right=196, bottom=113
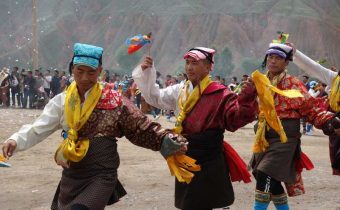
left=54, top=81, right=102, bottom=165
left=166, top=75, right=212, bottom=184
left=329, top=75, right=340, bottom=112
left=174, top=75, right=213, bottom=133
left=252, top=70, right=303, bottom=153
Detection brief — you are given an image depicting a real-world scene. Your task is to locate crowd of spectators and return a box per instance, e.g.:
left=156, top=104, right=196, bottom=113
left=0, top=66, right=335, bottom=132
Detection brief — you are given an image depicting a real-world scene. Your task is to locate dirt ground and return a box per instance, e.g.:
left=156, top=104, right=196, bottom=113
left=0, top=108, right=339, bottom=210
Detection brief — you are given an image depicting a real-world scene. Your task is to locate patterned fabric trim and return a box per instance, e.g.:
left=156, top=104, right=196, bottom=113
left=272, top=193, right=288, bottom=206
left=255, top=190, right=271, bottom=203
left=284, top=171, right=305, bottom=197
left=96, top=83, right=122, bottom=110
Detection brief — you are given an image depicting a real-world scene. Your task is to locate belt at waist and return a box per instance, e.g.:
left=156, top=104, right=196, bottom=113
left=185, top=128, right=224, bottom=163
left=63, top=136, right=119, bottom=179
left=254, top=118, right=301, bottom=139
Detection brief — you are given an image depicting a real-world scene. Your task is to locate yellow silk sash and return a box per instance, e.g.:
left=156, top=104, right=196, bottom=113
left=252, top=70, right=303, bottom=153
left=329, top=75, right=340, bottom=112
left=174, top=75, right=212, bottom=134
left=166, top=75, right=212, bottom=184
left=54, top=81, right=102, bottom=165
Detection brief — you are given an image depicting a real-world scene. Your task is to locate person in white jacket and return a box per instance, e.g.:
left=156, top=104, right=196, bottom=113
left=288, top=43, right=337, bottom=87
left=288, top=43, right=340, bottom=174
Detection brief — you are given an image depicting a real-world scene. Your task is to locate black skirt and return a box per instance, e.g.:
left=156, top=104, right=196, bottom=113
left=175, top=129, right=234, bottom=209
left=51, top=137, right=127, bottom=210
left=250, top=119, right=302, bottom=183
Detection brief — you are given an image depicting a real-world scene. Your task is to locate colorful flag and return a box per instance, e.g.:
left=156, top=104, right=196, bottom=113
left=125, top=32, right=152, bottom=54
left=273, top=31, right=289, bottom=44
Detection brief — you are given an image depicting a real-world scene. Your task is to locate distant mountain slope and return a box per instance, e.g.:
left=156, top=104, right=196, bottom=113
left=0, top=0, right=339, bottom=78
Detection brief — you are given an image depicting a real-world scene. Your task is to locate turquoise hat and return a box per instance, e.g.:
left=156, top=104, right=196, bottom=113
left=72, top=43, right=104, bottom=69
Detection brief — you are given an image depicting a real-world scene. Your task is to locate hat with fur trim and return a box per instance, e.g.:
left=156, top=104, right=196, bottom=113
left=266, top=43, right=293, bottom=61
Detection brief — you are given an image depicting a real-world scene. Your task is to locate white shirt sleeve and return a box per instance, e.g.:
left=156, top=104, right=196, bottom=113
left=308, top=89, right=320, bottom=98
left=294, top=50, right=337, bottom=86
left=132, top=65, right=183, bottom=112
left=7, top=92, right=67, bottom=152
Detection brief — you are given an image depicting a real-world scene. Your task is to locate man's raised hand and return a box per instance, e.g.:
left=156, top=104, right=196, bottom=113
left=141, top=56, right=153, bottom=71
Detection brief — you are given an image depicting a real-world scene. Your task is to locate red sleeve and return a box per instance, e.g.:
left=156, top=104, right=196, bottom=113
left=290, top=77, right=334, bottom=128
left=223, top=87, right=258, bottom=132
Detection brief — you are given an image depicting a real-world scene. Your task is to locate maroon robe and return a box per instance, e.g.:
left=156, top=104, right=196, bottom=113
left=175, top=82, right=258, bottom=209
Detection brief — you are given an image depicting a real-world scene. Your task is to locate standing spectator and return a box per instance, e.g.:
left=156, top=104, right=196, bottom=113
left=232, top=76, right=239, bottom=86
left=59, top=71, right=68, bottom=92
left=34, top=71, right=44, bottom=92
left=301, top=75, right=311, bottom=134
left=17, top=69, right=26, bottom=107
left=156, top=71, right=164, bottom=88
left=234, top=74, right=250, bottom=94
left=305, top=81, right=321, bottom=135
left=164, top=74, right=176, bottom=120
left=102, top=69, right=110, bottom=83
left=308, top=81, right=320, bottom=98
left=113, top=75, right=121, bottom=90
left=50, top=70, right=60, bottom=97
left=165, top=75, right=173, bottom=87
left=221, top=78, right=226, bottom=86
left=111, top=73, right=117, bottom=84
left=34, top=69, right=40, bottom=77
left=214, top=75, right=221, bottom=83
left=228, top=83, right=236, bottom=92
left=317, top=83, right=328, bottom=97
left=22, top=70, right=36, bottom=109
left=0, top=68, right=10, bottom=107
left=177, top=73, right=187, bottom=85
left=227, top=76, right=239, bottom=92
left=43, top=70, right=52, bottom=97
left=33, top=69, right=42, bottom=106
left=9, top=67, right=19, bottom=107
left=121, top=75, right=130, bottom=99
left=34, top=72, right=47, bottom=109
left=135, top=87, right=142, bottom=109
left=242, top=74, right=249, bottom=82
left=155, top=71, right=164, bottom=115
left=130, top=78, right=140, bottom=108
left=68, top=75, right=74, bottom=87
left=302, top=75, right=310, bottom=90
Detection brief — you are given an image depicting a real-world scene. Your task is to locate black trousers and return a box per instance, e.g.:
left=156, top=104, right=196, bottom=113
left=255, top=170, right=285, bottom=195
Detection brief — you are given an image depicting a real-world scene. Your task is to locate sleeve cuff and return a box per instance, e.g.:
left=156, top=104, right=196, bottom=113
left=160, top=134, right=182, bottom=158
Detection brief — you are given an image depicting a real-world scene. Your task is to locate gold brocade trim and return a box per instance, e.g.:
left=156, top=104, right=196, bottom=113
left=252, top=70, right=303, bottom=153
